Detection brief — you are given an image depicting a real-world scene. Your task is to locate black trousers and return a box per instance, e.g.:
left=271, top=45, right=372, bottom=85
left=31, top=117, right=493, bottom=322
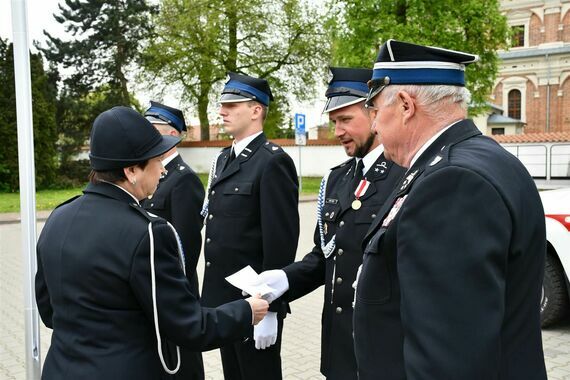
left=219, top=317, right=284, bottom=380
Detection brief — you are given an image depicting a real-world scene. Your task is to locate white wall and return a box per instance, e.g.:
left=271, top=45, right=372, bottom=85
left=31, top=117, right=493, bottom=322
left=179, top=145, right=348, bottom=177
left=180, top=142, right=570, bottom=184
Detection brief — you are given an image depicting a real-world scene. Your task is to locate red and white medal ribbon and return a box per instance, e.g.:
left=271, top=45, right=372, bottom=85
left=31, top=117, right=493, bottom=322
left=352, top=179, right=370, bottom=210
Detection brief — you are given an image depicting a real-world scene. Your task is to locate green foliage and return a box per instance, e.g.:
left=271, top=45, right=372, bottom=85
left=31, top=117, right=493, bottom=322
left=40, top=0, right=156, bottom=105
left=55, top=85, right=133, bottom=185
left=141, top=0, right=331, bottom=139
left=0, top=39, right=59, bottom=191
left=0, top=187, right=84, bottom=213
left=330, top=0, right=510, bottom=114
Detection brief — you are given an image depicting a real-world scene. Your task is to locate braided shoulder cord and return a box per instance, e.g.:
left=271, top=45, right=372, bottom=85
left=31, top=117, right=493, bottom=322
left=317, top=170, right=337, bottom=258
left=166, top=221, right=186, bottom=275
left=200, top=151, right=222, bottom=218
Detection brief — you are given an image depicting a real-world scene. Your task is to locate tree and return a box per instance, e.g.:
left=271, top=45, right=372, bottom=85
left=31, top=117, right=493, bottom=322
left=40, top=0, right=156, bottom=106
left=141, top=0, right=331, bottom=140
left=0, top=38, right=59, bottom=191
left=330, top=0, right=510, bottom=113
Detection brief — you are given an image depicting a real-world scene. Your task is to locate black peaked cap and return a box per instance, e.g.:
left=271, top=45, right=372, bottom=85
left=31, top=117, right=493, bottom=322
left=89, top=106, right=180, bottom=170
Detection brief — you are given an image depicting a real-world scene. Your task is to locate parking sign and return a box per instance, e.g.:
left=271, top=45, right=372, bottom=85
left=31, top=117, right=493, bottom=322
left=294, top=113, right=306, bottom=146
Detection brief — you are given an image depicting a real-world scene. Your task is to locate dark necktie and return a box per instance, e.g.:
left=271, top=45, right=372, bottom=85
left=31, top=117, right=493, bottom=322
left=224, top=148, right=236, bottom=170
left=351, top=159, right=364, bottom=190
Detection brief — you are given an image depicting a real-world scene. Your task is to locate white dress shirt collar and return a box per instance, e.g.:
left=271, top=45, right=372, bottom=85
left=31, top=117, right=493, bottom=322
left=161, top=151, right=179, bottom=167
left=408, top=120, right=462, bottom=170
left=233, top=131, right=263, bottom=157
left=103, top=181, right=140, bottom=205
left=361, top=144, right=385, bottom=176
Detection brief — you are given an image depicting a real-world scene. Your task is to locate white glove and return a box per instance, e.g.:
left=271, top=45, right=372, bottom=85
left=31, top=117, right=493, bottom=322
left=254, top=269, right=289, bottom=303
left=254, top=311, right=278, bottom=350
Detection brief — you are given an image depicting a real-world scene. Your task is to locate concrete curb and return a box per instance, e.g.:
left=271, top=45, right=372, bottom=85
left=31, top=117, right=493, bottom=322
left=0, top=196, right=318, bottom=225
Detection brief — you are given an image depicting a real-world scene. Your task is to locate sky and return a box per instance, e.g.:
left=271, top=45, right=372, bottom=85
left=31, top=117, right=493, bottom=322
left=0, top=0, right=65, bottom=46
left=0, top=0, right=327, bottom=132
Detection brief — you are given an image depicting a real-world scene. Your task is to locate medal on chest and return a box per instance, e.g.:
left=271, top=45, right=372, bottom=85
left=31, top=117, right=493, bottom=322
left=381, top=194, right=408, bottom=228
left=352, top=179, right=370, bottom=210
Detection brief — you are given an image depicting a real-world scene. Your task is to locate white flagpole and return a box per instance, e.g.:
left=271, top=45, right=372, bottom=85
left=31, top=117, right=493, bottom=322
left=11, top=0, right=42, bottom=378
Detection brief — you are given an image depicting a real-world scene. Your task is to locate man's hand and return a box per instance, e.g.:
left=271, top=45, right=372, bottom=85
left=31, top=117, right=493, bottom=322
left=253, top=311, right=278, bottom=349
left=253, top=269, right=289, bottom=303
left=245, top=295, right=269, bottom=325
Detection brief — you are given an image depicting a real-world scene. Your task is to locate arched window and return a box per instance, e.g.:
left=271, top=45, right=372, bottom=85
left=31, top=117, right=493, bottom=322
left=508, top=89, right=522, bottom=120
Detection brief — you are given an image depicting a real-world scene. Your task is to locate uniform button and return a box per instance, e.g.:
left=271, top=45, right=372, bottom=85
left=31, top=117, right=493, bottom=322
left=150, top=203, right=154, bottom=207
left=336, top=277, right=343, bottom=285
left=211, top=190, right=216, bottom=195
left=371, top=214, right=376, bottom=219
left=206, top=238, right=211, bottom=244
left=335, top=307, right=342, bottom=314
left=206, top=261, right=211, bottom=267
left=325, top=212, right=330, bottom=217
left=234, top=187, right=239, bottom=192
left=208, top=214, right=213, bottom=220
left=339, top=221, right=345, bottom=227
left=337, top=248, right=344, bottom=256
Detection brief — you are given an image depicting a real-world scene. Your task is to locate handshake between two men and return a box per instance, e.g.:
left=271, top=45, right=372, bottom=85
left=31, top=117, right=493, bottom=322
left=227, top=266, right=290, bottom=350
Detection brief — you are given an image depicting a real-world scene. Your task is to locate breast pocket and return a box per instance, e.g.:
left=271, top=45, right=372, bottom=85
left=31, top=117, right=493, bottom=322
left=354, top=205, right=383, bottom=225
left=357, top=230, right=391, bottom=304
left=221, top=182, right=254, bottom=216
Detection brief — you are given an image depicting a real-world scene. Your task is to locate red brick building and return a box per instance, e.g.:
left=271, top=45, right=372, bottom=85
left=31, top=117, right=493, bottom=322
left=491, top=0, right=570, bottom=135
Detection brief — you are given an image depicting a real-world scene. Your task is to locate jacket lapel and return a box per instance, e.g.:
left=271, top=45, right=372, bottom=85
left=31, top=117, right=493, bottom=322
left=358, top=153, right=395, bottom=202
left=212, top=133, right=267, bottom=186
left=336, top=158, right=358, bottom=213
left=362, top=120, right=482, bottom=243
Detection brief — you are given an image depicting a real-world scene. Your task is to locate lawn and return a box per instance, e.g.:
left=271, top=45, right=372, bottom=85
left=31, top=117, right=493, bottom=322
left=0, top=175, right=322, bottom=213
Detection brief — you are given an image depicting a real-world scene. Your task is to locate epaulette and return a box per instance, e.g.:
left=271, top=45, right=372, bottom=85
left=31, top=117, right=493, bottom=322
left=54, top=195, right=81, bottom=210
left=129, top=203, right=164, bottom=223
left=263, top=141, right=283, bottom=154
left=330, top=157, right=353, bottom=171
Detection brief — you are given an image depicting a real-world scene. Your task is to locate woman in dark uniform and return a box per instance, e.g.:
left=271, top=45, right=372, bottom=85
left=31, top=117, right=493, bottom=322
left=35, top=106, right=268, bottom=380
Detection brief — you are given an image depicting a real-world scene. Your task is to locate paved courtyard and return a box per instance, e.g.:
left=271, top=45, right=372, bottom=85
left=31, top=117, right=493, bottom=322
left=2, top=201, right=570, bottom=379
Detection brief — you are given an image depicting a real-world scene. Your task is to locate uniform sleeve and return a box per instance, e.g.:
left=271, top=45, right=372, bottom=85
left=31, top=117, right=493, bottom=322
left=129, top=221, right=252, bottom=350
left=260, top=153, right=300, bottom=312
left=397, top=166, right=510, bottom=379
left=170, top=172, right=205, bottom=281
left=283, top=224, right=326, bottom=301
left=35, top=232, right=53, bottom=329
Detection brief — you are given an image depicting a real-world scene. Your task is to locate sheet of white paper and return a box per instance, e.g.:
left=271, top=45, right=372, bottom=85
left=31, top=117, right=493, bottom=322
left=225, top=265, right=275, bottom=299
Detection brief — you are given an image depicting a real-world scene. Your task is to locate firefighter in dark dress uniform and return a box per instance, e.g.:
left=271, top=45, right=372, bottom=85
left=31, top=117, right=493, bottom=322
left=200, top=73, right=300, bottom=380
left=251, top=67, right=404, bottom=380
left=142, top=101, right=206, bottom=379
left=35, top=106, right=269, bottom=380
left=354, top=39, right=547, bottom=380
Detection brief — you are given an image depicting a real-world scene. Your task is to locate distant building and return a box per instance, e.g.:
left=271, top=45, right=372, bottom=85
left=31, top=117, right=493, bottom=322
left=491, top=0, right=570, bottom=135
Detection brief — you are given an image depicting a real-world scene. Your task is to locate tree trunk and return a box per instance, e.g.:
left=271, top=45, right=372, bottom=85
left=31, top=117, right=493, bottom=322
left=226, top=2, right=238, bottom=71
left=198, top=94, right=210, bottom=141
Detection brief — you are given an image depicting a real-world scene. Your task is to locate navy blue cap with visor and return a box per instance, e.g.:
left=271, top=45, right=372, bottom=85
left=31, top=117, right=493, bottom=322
left=89, top=106, right=180, bottom=170
left=366, top=40, right=479, bottom=107
left=324, top=67, right=372, bottom=113
left=144, top=101, right=187, bottom=132
left=219, top=72, right=274, bottom=107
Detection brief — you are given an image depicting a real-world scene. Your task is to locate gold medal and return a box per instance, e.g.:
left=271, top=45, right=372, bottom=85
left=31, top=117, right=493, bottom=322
left=352, top=199, right=362, bottom=210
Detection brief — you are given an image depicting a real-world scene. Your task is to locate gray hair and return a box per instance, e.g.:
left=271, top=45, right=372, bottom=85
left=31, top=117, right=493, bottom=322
left=381, top=85, right=471, bottom=120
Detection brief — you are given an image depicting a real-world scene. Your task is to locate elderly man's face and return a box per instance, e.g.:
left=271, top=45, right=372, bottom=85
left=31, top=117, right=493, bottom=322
left=329, top=102, right=376, bottom=158
left=369, top=92, right=405, bottom=166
